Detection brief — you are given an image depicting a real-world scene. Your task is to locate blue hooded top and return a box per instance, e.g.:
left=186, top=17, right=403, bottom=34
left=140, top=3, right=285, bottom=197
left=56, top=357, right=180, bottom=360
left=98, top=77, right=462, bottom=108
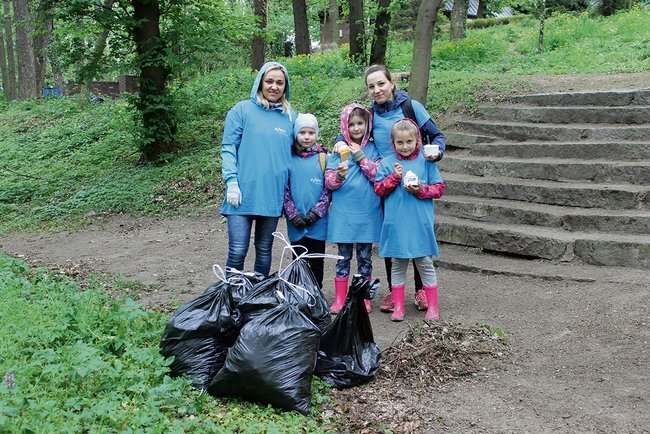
left=220, top=62, right=296, bottom=217
left=371, top=90, right=442, bottom=158
left=375, top=118, right=444, bottom=258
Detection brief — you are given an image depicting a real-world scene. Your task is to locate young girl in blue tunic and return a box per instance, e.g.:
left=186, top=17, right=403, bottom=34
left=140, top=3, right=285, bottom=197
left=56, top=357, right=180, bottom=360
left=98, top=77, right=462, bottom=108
left=283, top=113, right=330, bottom=288
left=374, top=119, right=446, bottom=322
left=325, top=104, right=382, bottom=314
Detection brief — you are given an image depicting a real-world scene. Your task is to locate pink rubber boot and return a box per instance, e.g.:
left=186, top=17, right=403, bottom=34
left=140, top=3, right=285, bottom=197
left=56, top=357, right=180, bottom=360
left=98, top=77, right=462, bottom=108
left=423, top=285, right=439, bottom=321
left=390, top=285, right=405, bottom=322
left=330, top=277, right=348, bottom=314
left=364, top=276, right=372, bottom=313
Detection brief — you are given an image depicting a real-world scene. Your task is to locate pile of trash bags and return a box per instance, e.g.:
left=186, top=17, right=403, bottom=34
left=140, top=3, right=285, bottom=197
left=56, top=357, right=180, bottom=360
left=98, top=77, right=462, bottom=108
left=160, top=251, right=381, bottom=415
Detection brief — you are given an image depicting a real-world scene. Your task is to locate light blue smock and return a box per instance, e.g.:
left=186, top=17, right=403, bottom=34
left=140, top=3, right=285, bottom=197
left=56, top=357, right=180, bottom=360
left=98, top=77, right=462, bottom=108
left=372, top=98, right=431, bottom=158
left=220, top=62, right=295, bottom=217
left=376, top=154, right=443, bottom=258
left=286, top=153, right=328, bottom=242
left=326, top=142, right=383, bottom=243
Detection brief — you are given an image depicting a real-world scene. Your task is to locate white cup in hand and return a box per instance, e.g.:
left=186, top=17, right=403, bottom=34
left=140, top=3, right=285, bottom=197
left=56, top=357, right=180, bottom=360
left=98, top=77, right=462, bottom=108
left=424, top=144, right=439, bottom=158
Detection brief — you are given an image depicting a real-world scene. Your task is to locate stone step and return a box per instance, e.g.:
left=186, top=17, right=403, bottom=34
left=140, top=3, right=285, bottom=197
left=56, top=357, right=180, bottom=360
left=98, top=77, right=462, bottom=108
left=466, top=141, right=650, bottom=161
left=456, top=119, right=650, bottom=142
left=477, top=105, right=650, bottom=124
left=442, top=172, right=649, bottom=210
left=443, top=131, right=499, bottom=149
left=508, top=89, right=650, bottom=107
left=437, top=195, right=650, bottom=234
left=439, top=155, right=650, bottom=185
left=435, top=215, right=650, bottom=267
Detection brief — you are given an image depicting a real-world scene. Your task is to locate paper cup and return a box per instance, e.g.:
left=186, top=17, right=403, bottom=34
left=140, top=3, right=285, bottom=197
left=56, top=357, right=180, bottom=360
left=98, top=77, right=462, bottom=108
left=424, top=144, right=439, bottom=158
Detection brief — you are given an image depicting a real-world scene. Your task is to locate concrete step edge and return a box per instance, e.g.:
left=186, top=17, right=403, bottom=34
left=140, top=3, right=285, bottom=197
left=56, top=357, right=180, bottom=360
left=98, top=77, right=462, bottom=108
left=436, top=242, right=650, bottom=284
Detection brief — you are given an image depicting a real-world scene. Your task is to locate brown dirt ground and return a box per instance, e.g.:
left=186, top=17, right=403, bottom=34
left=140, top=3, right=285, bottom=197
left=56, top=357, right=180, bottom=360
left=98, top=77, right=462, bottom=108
left=1, top=73, right=649, bottom=433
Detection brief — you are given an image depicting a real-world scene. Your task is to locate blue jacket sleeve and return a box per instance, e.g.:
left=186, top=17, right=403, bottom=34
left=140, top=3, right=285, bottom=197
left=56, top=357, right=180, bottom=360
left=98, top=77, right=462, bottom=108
left=412, top=99, right=446, bottom=159
left=221, top=105, right=244, bottom=183
left=420, top=119, right=446, bottom=156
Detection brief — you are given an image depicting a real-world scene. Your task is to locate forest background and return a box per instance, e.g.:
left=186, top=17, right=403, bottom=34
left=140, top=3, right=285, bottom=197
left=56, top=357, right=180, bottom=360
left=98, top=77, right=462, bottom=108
left=0, top=0, right=649, bottom=431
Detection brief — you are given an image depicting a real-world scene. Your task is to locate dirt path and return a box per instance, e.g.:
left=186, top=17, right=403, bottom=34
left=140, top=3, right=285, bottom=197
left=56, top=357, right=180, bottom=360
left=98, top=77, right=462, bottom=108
left=1, top=209, right=648, bottom=433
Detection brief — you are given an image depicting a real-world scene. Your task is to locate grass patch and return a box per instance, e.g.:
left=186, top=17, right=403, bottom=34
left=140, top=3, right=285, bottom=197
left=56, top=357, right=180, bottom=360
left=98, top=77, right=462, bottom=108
left=0, top=253, right=334, bottom=432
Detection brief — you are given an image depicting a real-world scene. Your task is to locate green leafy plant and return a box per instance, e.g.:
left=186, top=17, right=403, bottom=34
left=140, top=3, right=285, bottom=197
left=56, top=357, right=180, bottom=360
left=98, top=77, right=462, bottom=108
left=0, top=254, right=332, bottom=432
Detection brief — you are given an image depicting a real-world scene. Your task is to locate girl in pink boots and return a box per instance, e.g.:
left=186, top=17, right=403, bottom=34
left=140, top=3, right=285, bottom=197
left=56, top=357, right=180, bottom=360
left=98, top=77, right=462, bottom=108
left=325, top=103, right=382, bottom=314
left=373, top=119, right=445, bottom=321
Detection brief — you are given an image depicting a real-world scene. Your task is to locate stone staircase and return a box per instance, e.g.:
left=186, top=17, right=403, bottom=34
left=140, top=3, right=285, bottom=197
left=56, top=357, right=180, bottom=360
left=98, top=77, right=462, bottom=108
left=436, top=88, right=650, bottom=268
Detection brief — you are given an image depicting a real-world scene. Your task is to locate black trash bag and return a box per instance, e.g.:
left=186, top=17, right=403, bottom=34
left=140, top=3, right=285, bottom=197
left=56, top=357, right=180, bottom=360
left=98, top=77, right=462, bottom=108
left=208, top=300, right=321, bottom=415
left=160, top=279, right=241, bottom=390
left=235, top=274, right=284, bottom=324
left=280, top=257, right=331, bottom=333
left=314, top=274, right=381, bottom=389
left=237, top=267, right=330, bottom=333
left=224, top=269, right=262, bottom=307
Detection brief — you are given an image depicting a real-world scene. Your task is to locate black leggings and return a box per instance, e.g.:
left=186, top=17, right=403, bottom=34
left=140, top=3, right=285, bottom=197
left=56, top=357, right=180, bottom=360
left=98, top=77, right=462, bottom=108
left=384, top=257, right=422, bottom=294
left=291, top=236, right=325, bottom=289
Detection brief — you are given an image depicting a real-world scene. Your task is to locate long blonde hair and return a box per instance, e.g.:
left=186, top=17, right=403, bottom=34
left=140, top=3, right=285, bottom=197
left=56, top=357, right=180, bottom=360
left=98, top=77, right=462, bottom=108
left=256, top=67, right=291, bottom=114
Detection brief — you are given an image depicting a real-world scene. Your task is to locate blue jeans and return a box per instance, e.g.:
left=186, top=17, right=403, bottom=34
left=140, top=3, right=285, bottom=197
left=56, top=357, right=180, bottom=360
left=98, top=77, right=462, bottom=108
left=336, top=243, right=373, bottom=278
left=226, top=215, right=279, bottom=276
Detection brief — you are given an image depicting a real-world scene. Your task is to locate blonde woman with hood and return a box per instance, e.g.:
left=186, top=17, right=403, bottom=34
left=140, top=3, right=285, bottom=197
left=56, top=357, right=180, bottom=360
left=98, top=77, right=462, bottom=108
left=220, top=62, right=296, bottom=276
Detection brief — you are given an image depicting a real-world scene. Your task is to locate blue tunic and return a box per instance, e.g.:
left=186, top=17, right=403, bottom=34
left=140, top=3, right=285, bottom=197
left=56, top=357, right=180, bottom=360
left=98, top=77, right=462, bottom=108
left=326, top=142, right=383, bottom=243
left=376, top=155, right=443, bottom=258
left=372, top=99, right=431, bottom=158
left=286, top=153, right=328, bottom=242
left=221, top=61, right=295, bottom=217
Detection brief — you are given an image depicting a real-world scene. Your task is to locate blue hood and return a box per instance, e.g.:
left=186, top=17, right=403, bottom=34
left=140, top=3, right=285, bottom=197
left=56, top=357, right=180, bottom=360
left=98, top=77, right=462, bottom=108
left=250, top=61, right=291, bottom=104
left=371, top=90, right=409, bottom=114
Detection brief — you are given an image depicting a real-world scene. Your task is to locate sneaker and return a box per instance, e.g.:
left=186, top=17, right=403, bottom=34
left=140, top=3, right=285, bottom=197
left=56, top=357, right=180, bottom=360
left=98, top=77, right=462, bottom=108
left=415, top=289, right=428, bottom=311
left=380, top=293, right=394, bottom=313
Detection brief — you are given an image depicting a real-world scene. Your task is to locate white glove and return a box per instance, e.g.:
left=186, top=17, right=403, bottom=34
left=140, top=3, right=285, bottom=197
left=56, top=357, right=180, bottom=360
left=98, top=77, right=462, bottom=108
left=226, top=181, right=242, bottom=208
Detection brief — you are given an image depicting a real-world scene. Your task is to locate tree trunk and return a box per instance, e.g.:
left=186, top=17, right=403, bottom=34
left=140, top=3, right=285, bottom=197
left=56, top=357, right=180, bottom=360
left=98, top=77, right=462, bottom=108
left=409, top=0, right=443, bottom=104
left=450, top=0, right=467, bottom=40
left=292, top=0, right=310, bottom=55
left=81, top=0, right=115, bottom=93
left=34, top=2, right=54, bottom=93
left=13, top=0, right=37, bottom=99
left=537, top=0, right=545, bottom=54
left=348, top=0, right=364, bottom=63
left=252, top=0, right=267, bottom=70
left=3, top=0, right=16, bottom=100
left=0, top=9, right=8, bottom=98
left=328, top=0, right=339, bottom=48
left=476, top=0, right=487, bottom=18
left=370, top=0, right=391, bottom=65
left=131, top=0, right=176, bottom=162
left=600, top=0, right=617, bottom=16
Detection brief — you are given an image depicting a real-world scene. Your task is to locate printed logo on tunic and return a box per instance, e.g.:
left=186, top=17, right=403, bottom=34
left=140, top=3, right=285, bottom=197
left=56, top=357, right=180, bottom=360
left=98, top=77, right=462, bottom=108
left=310, top=177, right=323, bottom=185
left=274, top=127, right=289, bottom=136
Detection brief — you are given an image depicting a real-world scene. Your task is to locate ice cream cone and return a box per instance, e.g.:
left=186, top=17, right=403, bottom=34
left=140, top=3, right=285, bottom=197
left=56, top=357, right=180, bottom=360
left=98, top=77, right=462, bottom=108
left=339, top=146, right=350, bottom=161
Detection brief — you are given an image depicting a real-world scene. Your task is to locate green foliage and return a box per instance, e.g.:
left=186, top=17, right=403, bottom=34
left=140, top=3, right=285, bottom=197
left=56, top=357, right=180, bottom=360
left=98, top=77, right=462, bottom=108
left=0, top=254, right=333, bottom=432
left=467, top=14, right=529, bottom=29
left=386, top=8, right=650, bottom=75
left=0, top=9, right=648, bottom=231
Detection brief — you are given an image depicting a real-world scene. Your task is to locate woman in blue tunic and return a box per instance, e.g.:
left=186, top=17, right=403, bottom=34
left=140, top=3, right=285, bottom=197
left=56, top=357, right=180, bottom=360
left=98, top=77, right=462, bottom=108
left=374, top=119, right=446, bottom=322
left=220, top=62, right=295, bottom=276
left=364, top=64, right=446, bottom=314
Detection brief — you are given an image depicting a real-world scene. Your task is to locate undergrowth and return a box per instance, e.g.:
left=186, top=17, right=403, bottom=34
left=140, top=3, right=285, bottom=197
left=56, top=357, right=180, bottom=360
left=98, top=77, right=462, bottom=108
left=0, top=253, right=332, bottom=432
